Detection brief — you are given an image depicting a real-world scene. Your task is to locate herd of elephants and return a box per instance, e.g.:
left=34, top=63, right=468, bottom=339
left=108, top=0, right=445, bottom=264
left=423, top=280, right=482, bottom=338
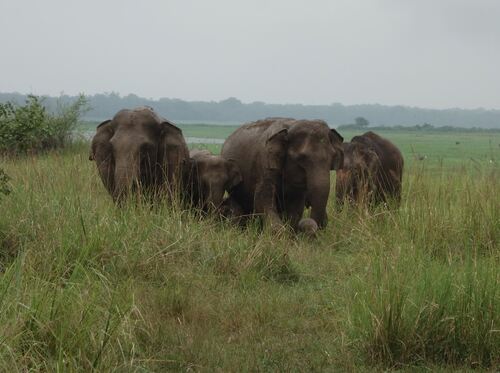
left=89, top=106, right=404, bottom=235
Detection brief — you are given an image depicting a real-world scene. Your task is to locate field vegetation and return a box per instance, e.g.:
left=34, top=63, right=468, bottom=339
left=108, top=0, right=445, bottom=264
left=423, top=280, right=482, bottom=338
left=0, top=115, right=499, bottom=370
left=0, top=95, right=87, bottom=155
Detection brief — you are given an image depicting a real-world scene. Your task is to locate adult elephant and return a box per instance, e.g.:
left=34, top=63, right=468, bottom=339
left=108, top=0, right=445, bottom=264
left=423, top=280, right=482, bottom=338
left=89, top=106, right=189, bottom=203
left=221, top=118, right=344, bottom=231
left=336, top=131, right=404, bottom=206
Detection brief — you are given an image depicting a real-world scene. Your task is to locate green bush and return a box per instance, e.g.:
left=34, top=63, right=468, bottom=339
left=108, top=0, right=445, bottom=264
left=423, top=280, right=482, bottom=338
left=0, top=95, right=88, bottom=155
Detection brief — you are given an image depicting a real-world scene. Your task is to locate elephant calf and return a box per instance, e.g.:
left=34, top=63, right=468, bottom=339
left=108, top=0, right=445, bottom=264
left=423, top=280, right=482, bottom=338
left=187, top=149, right=242, bottom=211
left=336, top=131, right=404, bottom=206
left=89, top=106, right=189, bottom=202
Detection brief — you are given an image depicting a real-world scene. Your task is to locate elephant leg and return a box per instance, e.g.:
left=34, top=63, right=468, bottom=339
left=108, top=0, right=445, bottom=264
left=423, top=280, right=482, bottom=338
left=254, top=174, right=283, bottom=230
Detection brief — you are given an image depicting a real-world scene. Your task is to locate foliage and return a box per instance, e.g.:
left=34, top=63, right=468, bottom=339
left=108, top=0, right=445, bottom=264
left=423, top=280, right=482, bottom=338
left=0, top=130, right=498, bottom=370
left=0, top=94, right=88, bottom=155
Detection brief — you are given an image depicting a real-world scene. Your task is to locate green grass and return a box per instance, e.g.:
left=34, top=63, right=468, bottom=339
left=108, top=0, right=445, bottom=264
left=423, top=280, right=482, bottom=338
left=0, top=129, right=499, bottom=371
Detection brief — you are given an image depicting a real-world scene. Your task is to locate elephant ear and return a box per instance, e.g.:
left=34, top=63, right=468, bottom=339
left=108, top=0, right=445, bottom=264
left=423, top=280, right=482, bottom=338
left=265, top=128, right=288, bottom=170
left=226, top=159, right=242, bottom=190
left=158, top=121, right=188, bottom=185
left=160, top=119, right=183, bottom=135
left=329, top=128, right=344, bottom=144
left=89, top=119, right=112, bottom=161
left=329, top=128, right=344, bottom=170
left=90, top=119, right=115, bottom=195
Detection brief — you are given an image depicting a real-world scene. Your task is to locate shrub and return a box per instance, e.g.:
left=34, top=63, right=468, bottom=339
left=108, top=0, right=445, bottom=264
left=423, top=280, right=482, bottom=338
left=0, top=94, right=88, bottom=155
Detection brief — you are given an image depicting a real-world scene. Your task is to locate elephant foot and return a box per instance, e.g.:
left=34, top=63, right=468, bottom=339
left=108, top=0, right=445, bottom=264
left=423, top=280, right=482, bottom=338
left=297, top=218, right=318, bottom=237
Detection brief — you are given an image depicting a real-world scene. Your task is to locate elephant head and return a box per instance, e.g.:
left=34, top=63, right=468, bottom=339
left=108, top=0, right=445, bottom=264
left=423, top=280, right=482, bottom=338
left=336, top=141, right=379, bottom=204
left=89, top=107, right=188, bottom=202
left=266, top=120, right=344, bottom=228
left=188, top=149, right=242, bottom=211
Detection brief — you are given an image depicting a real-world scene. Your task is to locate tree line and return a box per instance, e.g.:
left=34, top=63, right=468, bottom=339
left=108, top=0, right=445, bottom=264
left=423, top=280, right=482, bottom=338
left=0, top=92, right=499, bottom=128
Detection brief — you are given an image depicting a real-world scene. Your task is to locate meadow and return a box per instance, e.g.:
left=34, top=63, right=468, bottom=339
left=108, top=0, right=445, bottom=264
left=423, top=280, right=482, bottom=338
left=0, top=125, right=499, bottom=371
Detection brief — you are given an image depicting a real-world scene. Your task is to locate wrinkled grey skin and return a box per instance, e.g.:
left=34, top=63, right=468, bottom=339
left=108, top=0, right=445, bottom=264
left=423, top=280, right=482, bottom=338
left=336, top=131, right=404, bottom=206
left=221, top=118, right=344, bottom=231
left=187, top=149, right=242, bottom=211
left=89, top=107, right=189, bottom=203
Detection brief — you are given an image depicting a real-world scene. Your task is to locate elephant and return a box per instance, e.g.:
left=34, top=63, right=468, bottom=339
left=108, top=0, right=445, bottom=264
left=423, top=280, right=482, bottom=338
left=221, top=117, right=344, bottom=231
left=89, top=106, right=189, bottom=202
left=335, top=131, right=404, bottom=206
left=297, top=218, right=319, bottom=236
left=187, top=149, right=242, bottom=211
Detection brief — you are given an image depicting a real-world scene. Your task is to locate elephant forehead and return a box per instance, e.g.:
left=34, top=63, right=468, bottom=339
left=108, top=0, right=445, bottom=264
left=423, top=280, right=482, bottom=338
left=290, top=120, right=329, bottom=132
left=114, top=110, right=160, bottom=129
left=133, top=106, right=155, bottom=114
left=200, top=170, right=227, bottom=186
left=206, top=162, right=228, bottom=177
left=289, top=128, right=329, bottom=143
left=110, top=131, right=153, bottom=148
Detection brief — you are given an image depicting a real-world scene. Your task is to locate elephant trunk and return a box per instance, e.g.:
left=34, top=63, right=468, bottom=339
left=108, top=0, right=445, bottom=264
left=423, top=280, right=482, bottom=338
left=113, top=155, right=140, bottom=203
left=306, top=168, right=331, bottom=229
left=203, top=183, right=225, bottom=211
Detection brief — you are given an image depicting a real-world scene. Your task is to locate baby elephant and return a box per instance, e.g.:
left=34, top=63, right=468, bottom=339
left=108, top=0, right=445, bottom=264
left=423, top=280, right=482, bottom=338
left=187, top=149, right=242, bottom=211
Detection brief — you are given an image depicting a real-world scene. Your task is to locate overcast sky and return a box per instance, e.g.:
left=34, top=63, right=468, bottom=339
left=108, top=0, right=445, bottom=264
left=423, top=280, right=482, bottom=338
left=1, top=0, right=499, bottom=109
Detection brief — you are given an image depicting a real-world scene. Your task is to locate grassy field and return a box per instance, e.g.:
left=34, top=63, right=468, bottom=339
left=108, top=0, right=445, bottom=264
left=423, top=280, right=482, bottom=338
left=0, top=126, right=499, bottom=371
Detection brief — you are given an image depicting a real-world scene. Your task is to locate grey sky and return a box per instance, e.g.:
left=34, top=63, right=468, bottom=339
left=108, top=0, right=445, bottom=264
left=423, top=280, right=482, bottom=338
left=1, top=0, right=499, bottom=109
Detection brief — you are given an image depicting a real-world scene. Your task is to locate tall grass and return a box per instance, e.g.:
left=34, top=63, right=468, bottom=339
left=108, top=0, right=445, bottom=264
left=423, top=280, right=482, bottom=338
left=0, top=141, right=498, bottom=370
left=339, top=163, right=499, bottom=369
left=350, top=255, right=498, bottom=368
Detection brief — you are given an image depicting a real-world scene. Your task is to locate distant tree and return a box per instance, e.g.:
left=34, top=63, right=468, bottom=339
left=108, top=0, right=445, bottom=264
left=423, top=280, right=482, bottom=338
left=219, top=97, right=242, bottom=107
left=354, top=117, right=369, bottom=127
